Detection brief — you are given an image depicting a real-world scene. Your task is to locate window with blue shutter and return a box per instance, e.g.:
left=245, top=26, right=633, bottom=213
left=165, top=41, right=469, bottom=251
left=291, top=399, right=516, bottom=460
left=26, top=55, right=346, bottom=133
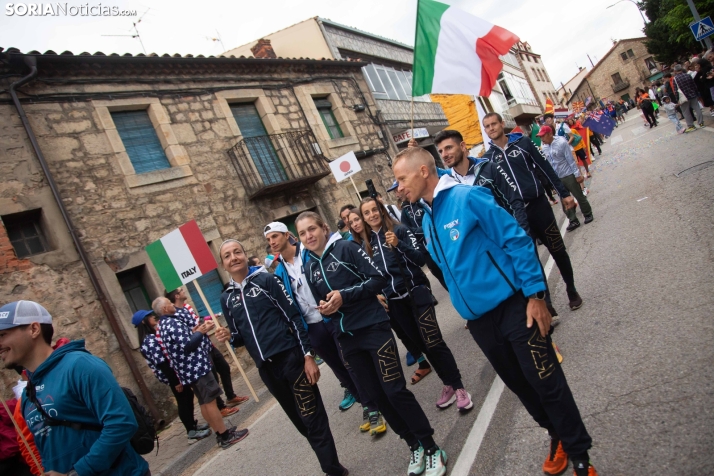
left=186, top=269, right=225, bottom=317
left=230, top=103, right=287, bottom=185
left=111, top=110, right=171, bottom=174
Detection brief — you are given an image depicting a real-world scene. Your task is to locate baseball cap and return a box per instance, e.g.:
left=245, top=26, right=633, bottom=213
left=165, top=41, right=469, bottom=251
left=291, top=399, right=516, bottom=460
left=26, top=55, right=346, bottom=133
left=0, top=301, right=53, bottom=331
left=131, top=309, right=154, bottom=327
left=387, top=180, right=398, bottom=192
left=536, top=125, right=553, bottom=137
left=263, top=222, right=288, bottom=237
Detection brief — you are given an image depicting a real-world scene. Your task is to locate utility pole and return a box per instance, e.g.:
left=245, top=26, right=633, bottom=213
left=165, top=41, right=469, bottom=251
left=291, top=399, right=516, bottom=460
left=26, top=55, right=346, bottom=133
left=686, top=0, right=713, bottom=49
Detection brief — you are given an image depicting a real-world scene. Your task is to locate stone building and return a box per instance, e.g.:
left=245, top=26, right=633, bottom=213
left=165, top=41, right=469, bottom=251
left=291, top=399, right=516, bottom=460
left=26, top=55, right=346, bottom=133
left=513, top=41, right=559, bottom=111
left=0, top=47, right=394, bottom=416
left=567, top=37, right=661, bottom=106
left=556, top=67, right=589, bottom=106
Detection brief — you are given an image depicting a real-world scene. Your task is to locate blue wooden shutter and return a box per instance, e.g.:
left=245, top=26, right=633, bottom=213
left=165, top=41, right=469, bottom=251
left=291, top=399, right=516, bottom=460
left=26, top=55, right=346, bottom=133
left=111, top=110, right=171, bottom=174
left=186, top=269, right=225, bottom=317
left=230, top=104, right=287, bottom=184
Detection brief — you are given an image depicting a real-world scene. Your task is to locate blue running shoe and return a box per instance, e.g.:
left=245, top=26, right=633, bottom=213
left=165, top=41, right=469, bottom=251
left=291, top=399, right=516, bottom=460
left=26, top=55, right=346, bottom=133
left=406, top=351, right=416, bottom=367
left=339, top=389, right=356, bottom=411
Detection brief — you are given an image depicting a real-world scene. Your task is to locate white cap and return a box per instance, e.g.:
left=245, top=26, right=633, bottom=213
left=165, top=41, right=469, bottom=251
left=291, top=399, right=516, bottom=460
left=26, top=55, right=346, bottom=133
left=0, top=301, right=53, bottom=330
left=263, top=222, right=288, bottom=237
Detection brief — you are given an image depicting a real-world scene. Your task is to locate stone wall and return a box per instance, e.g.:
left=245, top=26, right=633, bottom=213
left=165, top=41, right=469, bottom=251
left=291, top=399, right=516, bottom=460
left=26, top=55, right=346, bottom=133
left=576, top=39, right=655, bottom=103
left=0, top=58, right=394, bottom=413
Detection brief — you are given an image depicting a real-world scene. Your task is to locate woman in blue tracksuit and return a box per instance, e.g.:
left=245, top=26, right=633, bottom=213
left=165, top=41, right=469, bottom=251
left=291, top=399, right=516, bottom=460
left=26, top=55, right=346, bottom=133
left=216, top=239, right=346, bottom=476
left=296, top=211, right=447, bottom=476
left=359, top=198, right=472, bottom=412
left=347, top=207, right=434, bottom=382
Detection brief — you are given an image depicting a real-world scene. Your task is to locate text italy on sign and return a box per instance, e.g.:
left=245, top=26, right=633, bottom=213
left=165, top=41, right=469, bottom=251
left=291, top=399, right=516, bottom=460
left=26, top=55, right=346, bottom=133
left=145, top=220, right=217, bottom=291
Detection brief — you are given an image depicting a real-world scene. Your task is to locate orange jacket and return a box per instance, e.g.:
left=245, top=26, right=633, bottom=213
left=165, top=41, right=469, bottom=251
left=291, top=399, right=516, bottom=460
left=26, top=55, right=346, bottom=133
left=13, top=398, right=43, bottom=475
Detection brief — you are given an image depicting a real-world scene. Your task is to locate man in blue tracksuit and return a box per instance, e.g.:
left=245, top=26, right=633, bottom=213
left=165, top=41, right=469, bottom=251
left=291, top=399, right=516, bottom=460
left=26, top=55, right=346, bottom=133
left=392, top=148, right=598, bottom=476
left=0, top=300, right=149, bottom=476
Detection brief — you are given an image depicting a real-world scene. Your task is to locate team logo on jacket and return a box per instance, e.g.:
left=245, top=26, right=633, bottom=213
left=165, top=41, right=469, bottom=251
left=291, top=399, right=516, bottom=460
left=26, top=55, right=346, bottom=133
left=245, top=287, right=261, bottom=298
left=444, top=219, right=459, bottom=230
left=449, top=228, right=460, bottom=241
left=326, top=262, right=340, bottom=272
left=507, top=149, right=521, bottom=158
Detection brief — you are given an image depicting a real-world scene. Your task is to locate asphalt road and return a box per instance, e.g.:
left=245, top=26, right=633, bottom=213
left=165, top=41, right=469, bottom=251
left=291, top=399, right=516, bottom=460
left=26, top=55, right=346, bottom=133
left=186, top=111, right=714, bottom=476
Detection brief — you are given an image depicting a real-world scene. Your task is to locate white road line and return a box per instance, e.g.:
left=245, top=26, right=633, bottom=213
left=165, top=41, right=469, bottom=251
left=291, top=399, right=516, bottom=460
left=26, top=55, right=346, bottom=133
left=450, top=217, right=570, bottom=476
left=703, top=126, right=714, bottom=133
left=609, top=135, right=623, bottom=145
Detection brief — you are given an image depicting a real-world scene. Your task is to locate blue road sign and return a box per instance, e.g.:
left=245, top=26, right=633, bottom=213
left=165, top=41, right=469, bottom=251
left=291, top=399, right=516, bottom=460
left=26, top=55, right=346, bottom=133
left=690, top=16, right=714, bottom=42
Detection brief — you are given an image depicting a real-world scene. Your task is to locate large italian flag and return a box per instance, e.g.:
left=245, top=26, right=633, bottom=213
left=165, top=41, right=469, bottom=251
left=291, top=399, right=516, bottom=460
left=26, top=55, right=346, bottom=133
left=413, top=0, right=519, bottom=97
left=145, top=220, right=218, bottom=291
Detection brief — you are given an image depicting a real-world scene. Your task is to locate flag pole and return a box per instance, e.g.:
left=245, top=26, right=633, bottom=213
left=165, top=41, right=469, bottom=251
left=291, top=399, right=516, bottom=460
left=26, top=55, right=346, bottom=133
left=410, top=95, right=415, bottom=139
left=0, top=398, right=44, bottom=474
left=193, top=280, right=259, bottom=402
left=349, top=176, right=362, bottom=202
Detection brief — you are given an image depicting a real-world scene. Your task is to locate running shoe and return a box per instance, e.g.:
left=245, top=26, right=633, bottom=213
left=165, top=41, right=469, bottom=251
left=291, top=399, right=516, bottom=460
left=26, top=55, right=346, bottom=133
left=699, top=122, right=705, bottom=127
left=219, top=427, right=249, bottom=449
left=220, top=407, right=239, bottom=417
left=567, top=291, right=583, bottom=311
left=455, top=389, right=473, bottom=412
left=406, top=351, right=417, bottom=367
left=339, top=389, right=356, bottom=411
left=436, top=385, right=456, bottom=408
left=543, top=439, right=568, bottom=475
left=424, top=447, right=448, bottom=476
left=573, top=461, right=599, bottom=476
left=369, top=411, right=387, bottom=436
left=684, top=126, right=696, bottom=133
left=584, top=214, right=594, bottom=224
left=315, top=355, right=325, bottom=365
left=359, top=407, right=370, bottom=432
left=195, top=421, right=210, bottom=431
left=408, top=444, right=425, bottom=476
left=225, top=395, right=249, bottom=407
left=582, top=188, right=589, bottom=196
left=187, top=428, right=211, bottom=441
left=566, top=220, right=580, bottom=232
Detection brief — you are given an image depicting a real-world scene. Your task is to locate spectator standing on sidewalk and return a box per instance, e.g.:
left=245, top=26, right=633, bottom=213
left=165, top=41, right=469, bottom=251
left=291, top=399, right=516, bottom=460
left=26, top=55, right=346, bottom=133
left=0, top=301, right=151, bottom=475
left=133, top=310, right=212, bottom=442
left=672, top=64, right=705, bottom=131
left=153, top=297, right=249, bottom=450
left=661, top=96, right=686, bottom=133
left=538, top=126, right=594, bottom=231
left=166, top=288, right=249, bottom=411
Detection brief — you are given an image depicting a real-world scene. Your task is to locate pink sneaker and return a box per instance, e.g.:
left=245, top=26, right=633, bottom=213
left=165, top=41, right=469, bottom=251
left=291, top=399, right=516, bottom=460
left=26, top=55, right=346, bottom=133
left=455, top=388, right=473, bottom=412
left=436, top=385, right=456, bottom=408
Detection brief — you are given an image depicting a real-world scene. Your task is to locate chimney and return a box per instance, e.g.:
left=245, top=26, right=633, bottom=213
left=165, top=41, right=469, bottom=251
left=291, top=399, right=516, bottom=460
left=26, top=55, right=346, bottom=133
left=251, top=39, right=277, bottom=59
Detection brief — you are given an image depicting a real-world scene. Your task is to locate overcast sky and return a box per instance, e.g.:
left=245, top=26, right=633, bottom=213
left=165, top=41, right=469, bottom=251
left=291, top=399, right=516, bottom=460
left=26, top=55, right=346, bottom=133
left=0, top=0, right=648, bottom=86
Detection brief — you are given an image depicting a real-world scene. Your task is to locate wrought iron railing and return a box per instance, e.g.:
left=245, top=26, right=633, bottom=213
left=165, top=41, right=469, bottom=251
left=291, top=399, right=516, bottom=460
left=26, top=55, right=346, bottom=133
left=227, top=130, right=330, bottom=199
left=612, top=81, right=630, bottom=93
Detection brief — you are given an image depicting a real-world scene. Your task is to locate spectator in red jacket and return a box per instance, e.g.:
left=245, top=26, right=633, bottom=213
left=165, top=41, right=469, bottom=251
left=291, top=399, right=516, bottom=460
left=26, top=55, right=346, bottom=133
left=1, top=399, right=35, bottom=476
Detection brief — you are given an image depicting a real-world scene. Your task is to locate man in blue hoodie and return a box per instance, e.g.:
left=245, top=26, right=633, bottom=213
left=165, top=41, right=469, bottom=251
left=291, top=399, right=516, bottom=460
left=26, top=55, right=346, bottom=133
left=0, top=300, right=149, bottom=476
left=392, top=148, right=597, bottom=476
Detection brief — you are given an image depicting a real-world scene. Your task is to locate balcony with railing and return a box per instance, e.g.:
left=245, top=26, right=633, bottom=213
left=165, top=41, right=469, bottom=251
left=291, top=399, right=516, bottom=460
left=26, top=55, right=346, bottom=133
left=227, top=130, right=330, bottom=199
left=612, top=81, right=630, bottom=93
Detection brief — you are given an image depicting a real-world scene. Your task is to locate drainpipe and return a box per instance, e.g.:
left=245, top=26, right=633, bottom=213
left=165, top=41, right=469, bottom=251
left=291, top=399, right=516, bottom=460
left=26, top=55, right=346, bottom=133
left=6, top=54, right=165, bottom=428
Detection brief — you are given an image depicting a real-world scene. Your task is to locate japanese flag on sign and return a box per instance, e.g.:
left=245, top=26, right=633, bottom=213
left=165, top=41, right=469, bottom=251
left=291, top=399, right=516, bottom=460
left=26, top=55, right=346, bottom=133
left=329, top=151, right=362, bottom=183
left=145, top=220, right=217, bottom=291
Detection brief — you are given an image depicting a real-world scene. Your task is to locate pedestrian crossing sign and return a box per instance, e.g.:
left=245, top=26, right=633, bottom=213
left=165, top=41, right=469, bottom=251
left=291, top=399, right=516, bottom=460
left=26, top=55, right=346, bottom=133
left=690, top=16, right=714, bottom=42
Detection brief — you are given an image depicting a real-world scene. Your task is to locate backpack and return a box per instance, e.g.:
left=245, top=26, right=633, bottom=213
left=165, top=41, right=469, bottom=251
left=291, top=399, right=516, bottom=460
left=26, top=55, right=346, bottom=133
left=26, top=382, right=159, bottom=455
left=570, top=130, right=583, bottom=147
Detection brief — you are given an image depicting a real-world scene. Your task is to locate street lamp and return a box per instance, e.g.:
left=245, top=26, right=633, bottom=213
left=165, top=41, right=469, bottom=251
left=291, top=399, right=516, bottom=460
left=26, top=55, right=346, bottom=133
left=607, top=0, right=648, bottom=27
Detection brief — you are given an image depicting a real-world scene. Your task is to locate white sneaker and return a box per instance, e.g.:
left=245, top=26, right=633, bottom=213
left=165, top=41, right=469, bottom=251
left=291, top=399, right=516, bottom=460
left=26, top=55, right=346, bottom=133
left=425, top=448, right=448, bottom=476
left=408, top=445, right=425, bottom=475
left=582, top=188, right=589, bottom=196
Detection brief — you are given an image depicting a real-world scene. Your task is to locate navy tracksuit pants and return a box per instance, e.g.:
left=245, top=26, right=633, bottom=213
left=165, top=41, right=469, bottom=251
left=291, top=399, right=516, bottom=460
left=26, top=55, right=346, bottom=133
left=466, top=292, right=592, bottom=457
left=339, top=321, right=436, bottom=450
left=388, top=285, right=464, bottom=390
left=307, top=319, right=378, bottom=412
left=258, top=346, right=343, bottom=475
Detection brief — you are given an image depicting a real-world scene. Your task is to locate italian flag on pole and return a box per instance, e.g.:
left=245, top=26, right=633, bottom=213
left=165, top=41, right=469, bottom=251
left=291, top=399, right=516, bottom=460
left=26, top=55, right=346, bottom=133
left=412, top=0, right=520, bottom=97
left=145, top=220, right=218, bottom=292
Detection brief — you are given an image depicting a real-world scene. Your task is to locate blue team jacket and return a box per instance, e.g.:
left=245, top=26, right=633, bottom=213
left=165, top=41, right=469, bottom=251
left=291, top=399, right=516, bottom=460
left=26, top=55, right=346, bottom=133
left=421, top=175, right=545, bottom=319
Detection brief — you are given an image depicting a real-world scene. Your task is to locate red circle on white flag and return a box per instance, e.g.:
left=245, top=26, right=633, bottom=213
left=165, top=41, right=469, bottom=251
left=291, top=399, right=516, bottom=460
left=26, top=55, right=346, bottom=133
left=339, top=161, right=351, bottom=172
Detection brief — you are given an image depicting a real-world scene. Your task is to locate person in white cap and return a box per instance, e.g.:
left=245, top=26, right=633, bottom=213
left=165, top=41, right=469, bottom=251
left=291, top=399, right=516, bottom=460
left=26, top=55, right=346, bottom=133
left=0, top=301, right=150, bottom=476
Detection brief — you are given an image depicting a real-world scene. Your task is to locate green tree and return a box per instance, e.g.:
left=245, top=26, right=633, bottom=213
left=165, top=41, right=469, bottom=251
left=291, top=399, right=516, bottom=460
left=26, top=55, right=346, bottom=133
left=642, top=0, right=714, bottom=64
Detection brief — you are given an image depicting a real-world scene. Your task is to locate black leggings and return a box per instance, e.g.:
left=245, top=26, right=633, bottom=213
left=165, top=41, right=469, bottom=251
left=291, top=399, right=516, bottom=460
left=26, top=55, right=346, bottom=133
left=526, top=195, right=577, bottom=294
left=210, top=346, right=236, bottom=400
left=171, top=383, right=197, bottom=434
left=641, top=102, right=657, bottom=127
left=388, top=286, right=463, bottom=389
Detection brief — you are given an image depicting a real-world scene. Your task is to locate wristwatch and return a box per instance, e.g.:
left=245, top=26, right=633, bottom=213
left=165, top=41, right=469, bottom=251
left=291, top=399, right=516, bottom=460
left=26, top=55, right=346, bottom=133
left=304, top=350, right=315, bottom=358
left=527, top=291, right=546, bottom=301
